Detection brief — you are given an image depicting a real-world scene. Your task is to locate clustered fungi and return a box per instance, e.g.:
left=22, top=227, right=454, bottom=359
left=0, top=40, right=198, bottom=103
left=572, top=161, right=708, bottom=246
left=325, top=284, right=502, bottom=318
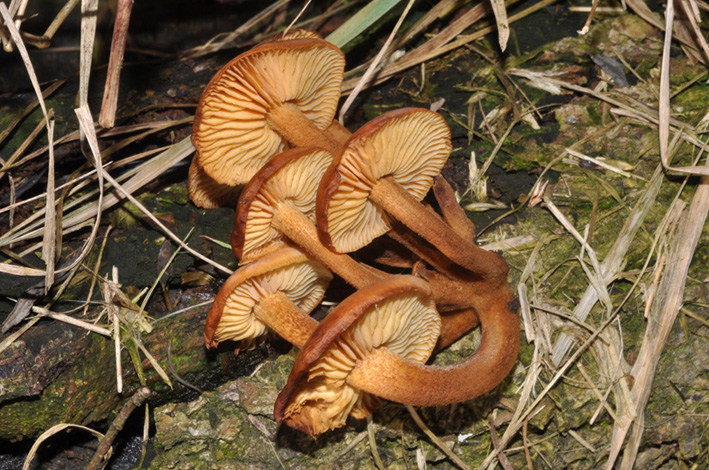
left=191, top=30, right=520, bottom=437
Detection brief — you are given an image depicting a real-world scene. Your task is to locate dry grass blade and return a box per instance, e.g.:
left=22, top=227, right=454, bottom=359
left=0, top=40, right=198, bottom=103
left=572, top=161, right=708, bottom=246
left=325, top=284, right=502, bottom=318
left=22, top=423, right=105, bottom=470
left=366, top=416, right=385, bottom=470
left=489, top=0, right=509, bottom=51
left=339, top=0, right=415, bottom=122
left=0, top=2, right=60, bottom=288
left=606, top=161, right=709, bottom=470
left=0, top=139, right=196, bottom=256
left=341, top=0, right=556, bottom=93
left=565, top=148, right=645, bottom=181
left=405, top=405, right=471, bottom=470
left=542, top=196, right=612, bottom=313
left=31, top=306, right=112, bottom=336
left=98, top=0, right=133, bottom=128
left=551, top=166, right=663, bottom=365
left=478, top=314, right=618, bottom=469
left=79, top=0, right=98, bottom=109
left=181, top=0, right=290, bottom=58
left=42, top=120, right=56, bottom=293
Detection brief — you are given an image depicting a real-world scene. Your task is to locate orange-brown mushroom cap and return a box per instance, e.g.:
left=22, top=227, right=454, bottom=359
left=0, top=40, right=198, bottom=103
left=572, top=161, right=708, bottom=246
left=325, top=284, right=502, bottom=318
left=274, top=275, right=441, bottom=436
left=232, top=147, right=333, bottom=263
left=204, top=247, right=332, bottom=350
left=317, top=108, right=451, bottom=253
left=193, top=38, right=344, bottom=186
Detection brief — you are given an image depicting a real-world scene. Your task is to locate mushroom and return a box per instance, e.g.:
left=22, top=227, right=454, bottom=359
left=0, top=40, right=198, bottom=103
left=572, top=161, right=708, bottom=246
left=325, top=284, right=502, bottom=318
left=192, top=37, right=346, bottom=186
left=187, top=157, right=240, bottom=209
left=274, top=275, right=519, bottom=436
left=274, top=275, right=441, bottom=436
left=204, top=247, right=332, bottom=350
left=231, top=145, right=481, bottom=317
left=232, top=146, right=386, bottom=288
left=343, top=285, right=519, bottom=406
left=317, top=107, right=508, bottom=282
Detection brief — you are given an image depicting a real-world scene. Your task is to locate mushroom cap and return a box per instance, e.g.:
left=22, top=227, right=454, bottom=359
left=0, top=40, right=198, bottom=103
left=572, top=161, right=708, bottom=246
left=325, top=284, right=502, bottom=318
left=274, top=275, right=441, bottom=436
left=317, top=108, right=452, bottom=253
left=204, top=247, right=332, bottom=349
left=188, top=156, right=241, bottom=209
left=232, top=147, right=333, bottom=263
left=192, top=38, right=344, bottom=186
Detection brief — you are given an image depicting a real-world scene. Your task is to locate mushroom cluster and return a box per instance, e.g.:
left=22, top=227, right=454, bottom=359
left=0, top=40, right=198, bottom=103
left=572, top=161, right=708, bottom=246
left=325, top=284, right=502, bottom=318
left=191, top=30, right=520, bottom=437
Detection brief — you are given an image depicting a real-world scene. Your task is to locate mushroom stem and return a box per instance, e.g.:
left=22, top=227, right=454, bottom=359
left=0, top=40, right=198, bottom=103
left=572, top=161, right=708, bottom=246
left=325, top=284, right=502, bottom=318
left=432, top=176, right=476, bottom=242
left=370, top=176, right=508, bottom=282
left=256, top=291, right=318, bottom=347
left=267, top=103, right=341, bottom=156
left=345, top=290, right=520, bottom=406
left=272, top=203, right=387, bottom=289
left=324, top=119, right=352, bottom=146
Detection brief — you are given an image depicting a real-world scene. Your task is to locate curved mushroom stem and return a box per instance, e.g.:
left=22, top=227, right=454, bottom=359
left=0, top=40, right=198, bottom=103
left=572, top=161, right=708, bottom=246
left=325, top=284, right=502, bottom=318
left=436, top=308, right=480, bottom=351
left=255, top=291, right=318, bottom=348
left=387, top=224, right=463, bottom=279
left=345, top=289, right=519, bottom=406
left=370, top=176, right=508, bottom=282
left=267, top=103, right=341, bottom=156
left=432, top=176, right=476, bottom=242
left=272, top=203, right=388, bottom=289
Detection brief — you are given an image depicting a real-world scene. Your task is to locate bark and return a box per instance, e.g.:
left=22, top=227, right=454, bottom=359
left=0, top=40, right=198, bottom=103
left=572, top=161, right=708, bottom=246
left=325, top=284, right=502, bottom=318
left=0, top=289, right=256, bottom=442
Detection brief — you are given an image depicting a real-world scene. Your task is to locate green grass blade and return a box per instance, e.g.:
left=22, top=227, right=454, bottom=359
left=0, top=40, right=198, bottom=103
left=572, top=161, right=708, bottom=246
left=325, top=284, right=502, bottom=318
left=326, top=0, right=404, bottom=48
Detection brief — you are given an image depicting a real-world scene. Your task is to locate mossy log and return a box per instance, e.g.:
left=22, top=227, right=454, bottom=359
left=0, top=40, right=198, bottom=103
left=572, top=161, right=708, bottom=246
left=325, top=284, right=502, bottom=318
left=0, top=291, right=257, bottom=442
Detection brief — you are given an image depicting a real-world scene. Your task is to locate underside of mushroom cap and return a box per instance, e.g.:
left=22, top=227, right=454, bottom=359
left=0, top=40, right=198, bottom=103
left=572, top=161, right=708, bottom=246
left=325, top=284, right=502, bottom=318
left=317, top=108, right=452, bottom=253
left=188, top=156, right=241, bottom=209
left=275, top=275, right=441, bottom=436
left=204, top=247, right=332, bottom=349
left=232, top=147, right=334, bottom=263
left=193, top=38, right=344, bottom=186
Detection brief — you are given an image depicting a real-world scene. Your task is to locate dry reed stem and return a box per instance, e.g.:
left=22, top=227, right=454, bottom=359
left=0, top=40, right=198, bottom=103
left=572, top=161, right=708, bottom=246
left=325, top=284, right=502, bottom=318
left=606, top=162, right=709, bottom=470
left=79, top=0, right=98, bottom=110
left=86, top=386, right=151, bottom=470
left=98, top=0, right=133, bottom=128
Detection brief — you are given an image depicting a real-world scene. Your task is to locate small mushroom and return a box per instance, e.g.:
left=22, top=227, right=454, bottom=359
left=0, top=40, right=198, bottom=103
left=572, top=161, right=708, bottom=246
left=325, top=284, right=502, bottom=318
left=343, top=287, right=518, bottom=407
left=204, top=247, right=332, bottom=350
left=274, top=275, right=441, bottom=436
left=275, top=275, right=519, bottom=435
left=187, top=157, right=240, bottom=209
left=317, top=107, right=507, bottom=282
left=193, top=37, right=345, bottom=186
left=232, top=147, right=386, bottom=287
